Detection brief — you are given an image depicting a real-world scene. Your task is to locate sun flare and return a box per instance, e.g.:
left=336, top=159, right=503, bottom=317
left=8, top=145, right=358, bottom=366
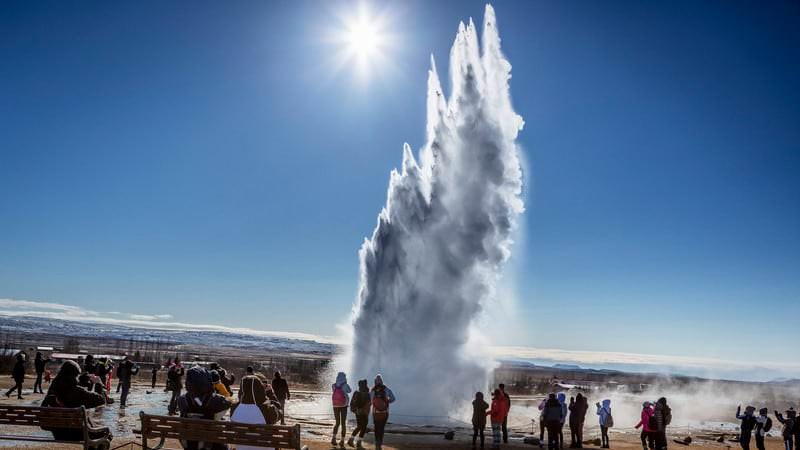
left=330, top=4, right=393, bottom=78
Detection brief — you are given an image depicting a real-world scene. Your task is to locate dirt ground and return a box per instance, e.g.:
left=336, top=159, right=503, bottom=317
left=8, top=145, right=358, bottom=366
left=0, top=379, right=787, bottom=450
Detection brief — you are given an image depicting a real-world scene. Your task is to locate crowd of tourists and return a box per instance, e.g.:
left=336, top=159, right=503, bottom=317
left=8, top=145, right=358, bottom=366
left=5, top=352, right=800, bottom=450
left=736, top=405, right=800, bottom=450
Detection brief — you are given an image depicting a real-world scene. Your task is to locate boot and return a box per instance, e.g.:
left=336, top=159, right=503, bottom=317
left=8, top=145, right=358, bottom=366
left=356, top=441, right=365, bottom=450
left=330, top=437, right=338, bottom=446
left=340, top=438, right=346, bottom=448
left=347, top=437, right=355, bottom=447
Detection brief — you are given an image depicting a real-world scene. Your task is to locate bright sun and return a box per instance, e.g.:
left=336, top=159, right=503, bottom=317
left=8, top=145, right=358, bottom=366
left=346, top=20, right=381, bottom=59
left=332, top=4, right=392, bottom=78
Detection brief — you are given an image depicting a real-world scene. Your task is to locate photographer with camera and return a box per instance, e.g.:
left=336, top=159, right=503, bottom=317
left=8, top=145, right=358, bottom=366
left=117, top=354, right=140, bottom=408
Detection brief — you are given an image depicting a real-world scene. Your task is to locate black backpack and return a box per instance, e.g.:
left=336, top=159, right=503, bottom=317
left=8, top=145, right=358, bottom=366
left=764, top=417, right=773, bottom=433
left=648, top=414, right=658, bottom=431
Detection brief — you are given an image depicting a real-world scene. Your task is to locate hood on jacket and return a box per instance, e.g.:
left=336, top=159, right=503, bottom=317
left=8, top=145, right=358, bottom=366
left=759, top=408, right=769, bottom=416
left=54, top=361, right=81, bottom=384
left=185, top=365, right=213, bottom=395
left=643, top=401, right=652, bottom=408
left=476, top=392, right=484, bottom=401
left=558, top=393, right=566, bottom=404
left=374, top=374, right=384, bottom=387
left=602, top=399, right=611, bottom=408
left=358, top=379, right=369, bottom=392
left=335, top=371, right=347, bottom=386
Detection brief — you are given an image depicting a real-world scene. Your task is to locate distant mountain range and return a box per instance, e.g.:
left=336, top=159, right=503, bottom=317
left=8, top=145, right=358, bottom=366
left=0, top=315, right=334, bottom=355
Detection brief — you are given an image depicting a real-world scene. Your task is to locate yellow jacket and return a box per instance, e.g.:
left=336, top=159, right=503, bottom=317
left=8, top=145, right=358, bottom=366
left=214, top=381, right=232, bottom=397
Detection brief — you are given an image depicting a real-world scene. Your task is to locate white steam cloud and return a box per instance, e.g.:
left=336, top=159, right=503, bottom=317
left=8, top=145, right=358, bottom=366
left=348, top=5, right=524, bottom=417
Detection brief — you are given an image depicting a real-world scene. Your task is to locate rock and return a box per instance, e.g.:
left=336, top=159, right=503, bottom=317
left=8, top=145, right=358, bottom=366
left=523, top=436, right=541, bottom=445
left=444, top=431, right=455, bottom=440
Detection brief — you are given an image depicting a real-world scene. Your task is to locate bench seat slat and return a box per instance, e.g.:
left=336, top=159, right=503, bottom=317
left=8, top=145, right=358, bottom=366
left=141, top=413, right=302, bottom=449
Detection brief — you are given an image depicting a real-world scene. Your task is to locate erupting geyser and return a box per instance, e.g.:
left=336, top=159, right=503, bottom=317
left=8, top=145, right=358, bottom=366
left=348, top=4, right=524, bottom=417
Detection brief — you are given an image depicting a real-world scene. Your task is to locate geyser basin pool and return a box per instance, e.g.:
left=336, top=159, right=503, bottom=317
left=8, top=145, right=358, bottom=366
left=348, top=4, right=524, bottom=418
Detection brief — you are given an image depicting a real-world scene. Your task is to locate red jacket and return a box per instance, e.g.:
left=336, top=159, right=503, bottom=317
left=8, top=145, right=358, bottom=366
left=636, top=407, right=654, bottom=432
left=488, top=396, right=509, bottom=424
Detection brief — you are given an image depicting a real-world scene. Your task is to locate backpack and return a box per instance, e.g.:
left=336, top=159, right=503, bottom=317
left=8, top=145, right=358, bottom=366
left=332, top=385, right=347, bottom=407
left=372, top=388, right=389, bottom=415
left=764, top=417, right=773, bottom=433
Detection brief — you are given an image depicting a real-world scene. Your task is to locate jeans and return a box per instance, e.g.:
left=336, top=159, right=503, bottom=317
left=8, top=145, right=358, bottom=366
left=755, top=434, right=765, bottom=450
left=168, top=388, right=181, bottom=414
left=600, top=425, right=609, bottom=448
left=547, top=421, right=561, bottom=450
left=784, top=437, right=794, bottom=450
left=278, top=399, right=287, bottom=425
left=641, top=430, right=655, bottom=449
left=5, top=381, right=23, bottom=398
left=654, top=431, right=668, bottom=450
left=120, top=382, right=131, bottom=406
left=34, top=372, right=44, bottom=393
left=473, top=422, right=485, bottom=448
left=492, top=423, right=501, bottom=449
left=373, top=413, right=388, bottom=447
left=352, top=413, right=369, bottom=439
left=332, top=406, right=347, bottom=440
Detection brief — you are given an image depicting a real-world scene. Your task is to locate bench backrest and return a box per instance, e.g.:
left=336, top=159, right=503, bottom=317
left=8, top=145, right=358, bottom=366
left=0, top=405, right=86, bottom=429
left=139, top=413, right=302, bottom=449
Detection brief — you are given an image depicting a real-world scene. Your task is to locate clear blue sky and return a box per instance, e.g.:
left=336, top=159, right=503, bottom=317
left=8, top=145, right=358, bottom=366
left=1, top=1, right=798, bottom=365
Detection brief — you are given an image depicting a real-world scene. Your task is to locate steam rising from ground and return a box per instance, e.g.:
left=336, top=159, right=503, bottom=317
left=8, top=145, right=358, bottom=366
left=347, top=4, right=524, bottom=417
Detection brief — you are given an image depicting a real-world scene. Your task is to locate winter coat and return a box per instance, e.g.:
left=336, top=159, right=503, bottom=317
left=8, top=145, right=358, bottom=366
left=41, top=361, right=106, bottom=441
left=597, top=400, right=612, bottom=427
left=488, top=396, right=509, bottom=424
left=332, top=372, right=352, bottom=407
left=502, top=390, right=511, bottom=416
left=544, top=397, right=563, bottom=424
left=558, top=393, right=568, bottom=424
left=117, top=360, right=139, bottom=384
left=776, top=413, right=796, bottom=439
left=636, top=406, right=655, bottom=433
left=737, top=408, right=757, bottom=434
left=11, top=359, right=25, bottom=382
left=654, top=401, right=672, bottom=432
left=167, top=364, right=185, bottom=391
left=35, top=356, right=49, bottom=374
left=569, top=395, right=589, bottom=425
left=272, top=376, right=290, bottom=401
left=214, top=382, right=231, bottom=397
left=755, top=414, right=772, bottom=437
left=370, top=384, right=396, bottom=415
left=473, top=397, right=490, bottom=427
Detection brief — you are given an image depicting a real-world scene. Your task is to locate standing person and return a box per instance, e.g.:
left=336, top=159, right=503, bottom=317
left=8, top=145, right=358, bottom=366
left=737, top=406, right=758, bottom=450
left=371, top=374, right=396, bottom=450
left=272, top=371, right=291, bottom=425
left=231, top=375, right=273, bottom=450
left=653, top=397, right=672, bottom=450
left=635, top=401, right=655, bottom=450
left=568, top=397, right=576, bottom=448
left=558, top=393, right=568, bottom=449
left=166, top=358, right=185, bottom=415
left=117, top=355, right=140, bottom=408
left=488, top=389, right=509, bottom=450
left=472, top=391, right=490, bottom=450
left=775, top=408, right=796, bottom=450
left=538, top=398, right=548, bottom=449
left=151, top=366, right=159, bottom=389
left=40, top=361, right=110, bottom=444
left=755, top=408, right=772, bottom=450
left=331, top=372, right=352, bottom=448
left=4, top=352, right=26, bottom=399
left=596, top=399, right=612, bottom=449
left=569, top=394, right=589, bottom=448
left=348, top=379, right=371, bottom=449
left=544, top=394, right=563, bottom=450
left=33, top=352, right=50, bottom=394
left=499, top=384, right=512, bottom=444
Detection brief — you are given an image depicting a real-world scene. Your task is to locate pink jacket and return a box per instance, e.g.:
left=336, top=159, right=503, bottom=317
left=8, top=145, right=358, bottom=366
left=636, top=407, right=655, bottom=432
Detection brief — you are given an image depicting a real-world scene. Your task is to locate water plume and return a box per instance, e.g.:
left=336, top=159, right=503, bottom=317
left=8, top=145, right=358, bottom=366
left=347, top=4, right=524, bottom=417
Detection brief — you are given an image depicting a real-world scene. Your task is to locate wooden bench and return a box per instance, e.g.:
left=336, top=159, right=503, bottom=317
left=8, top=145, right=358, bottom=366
left=139, top=412, right=308, bottom=450
left=0, top=405, right=111, bottom=449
